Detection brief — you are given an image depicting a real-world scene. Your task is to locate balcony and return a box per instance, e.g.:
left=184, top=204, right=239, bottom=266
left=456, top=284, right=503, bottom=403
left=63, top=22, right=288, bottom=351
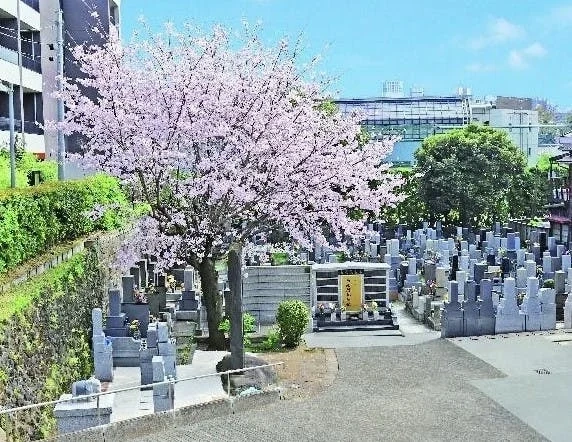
left=0, top=117, right=43, bottom=135
left=22, top=0, right=39, bottom=12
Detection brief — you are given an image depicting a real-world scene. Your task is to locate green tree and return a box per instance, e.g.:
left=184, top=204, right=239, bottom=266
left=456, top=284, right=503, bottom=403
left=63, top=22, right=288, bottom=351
left=379, top=168, right=428, bottom=227
left=414, top=124, right=526, bottom=227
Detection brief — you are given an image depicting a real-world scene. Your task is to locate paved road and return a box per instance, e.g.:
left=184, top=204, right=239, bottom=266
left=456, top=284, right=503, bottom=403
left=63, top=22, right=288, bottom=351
left=132, top=339, right=546, bottom=442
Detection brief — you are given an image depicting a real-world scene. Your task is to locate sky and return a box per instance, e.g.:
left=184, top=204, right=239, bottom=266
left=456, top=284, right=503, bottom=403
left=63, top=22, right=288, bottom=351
left=120, top=0, right=572, bottom=108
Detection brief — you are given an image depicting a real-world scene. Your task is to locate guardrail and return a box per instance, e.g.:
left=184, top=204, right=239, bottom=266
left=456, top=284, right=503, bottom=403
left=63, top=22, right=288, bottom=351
left=0, top=362, right=283, bottom=419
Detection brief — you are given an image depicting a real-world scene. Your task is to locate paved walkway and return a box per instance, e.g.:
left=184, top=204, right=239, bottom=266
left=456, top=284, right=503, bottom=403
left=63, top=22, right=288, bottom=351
left=109, top=350, right=228, bottom=422
left=132, top=339, right=546, bottom=442
left=124, top=305, right=555, bottom=441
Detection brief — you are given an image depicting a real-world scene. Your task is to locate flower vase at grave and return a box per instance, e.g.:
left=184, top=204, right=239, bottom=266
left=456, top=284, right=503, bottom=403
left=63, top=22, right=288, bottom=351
left=373, top=310, right=380, bottom=321
left=330, top=312, right=337, bottom=322
left=340, top=311, right=347, bottom=321
left=362, top=310, right=369, bottom=321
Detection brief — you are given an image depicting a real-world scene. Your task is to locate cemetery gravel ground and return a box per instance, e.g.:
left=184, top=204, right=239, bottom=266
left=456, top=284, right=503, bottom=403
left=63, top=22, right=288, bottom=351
left=132, top=339, right=547, bottom=442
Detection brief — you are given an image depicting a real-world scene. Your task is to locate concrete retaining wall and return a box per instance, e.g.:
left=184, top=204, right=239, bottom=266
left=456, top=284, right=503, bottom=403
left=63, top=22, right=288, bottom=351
left=242, top=266, right=311, bottom=325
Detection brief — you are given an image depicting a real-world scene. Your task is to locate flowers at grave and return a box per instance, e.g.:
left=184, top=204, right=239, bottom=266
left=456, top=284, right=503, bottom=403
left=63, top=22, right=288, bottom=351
left=369, top=301, right=378, bottom=311
left=133, top=286, right=148, bottom=304
left=129, top=319, right=140, bottom=337
left=425, top=279, right=436, bottom=296
left=317, top=303, right=325, bottom=315
left=339, top=304, right=346, bottom=312
left=166, top=274, right=177, bottom=292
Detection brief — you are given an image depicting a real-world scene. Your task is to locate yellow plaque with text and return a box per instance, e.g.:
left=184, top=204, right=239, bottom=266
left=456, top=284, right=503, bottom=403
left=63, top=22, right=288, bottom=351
left=339, top=274, right=364, bottom=312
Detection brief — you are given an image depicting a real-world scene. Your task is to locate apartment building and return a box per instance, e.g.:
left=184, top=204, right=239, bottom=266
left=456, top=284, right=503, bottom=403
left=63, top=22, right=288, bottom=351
left=0, top=0, right=120, bottom=159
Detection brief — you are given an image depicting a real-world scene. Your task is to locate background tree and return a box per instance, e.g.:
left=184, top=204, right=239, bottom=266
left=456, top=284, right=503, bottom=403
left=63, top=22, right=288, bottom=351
left=414, top=124, right=526, bottom=227
left=58, top=25, right=401, bottom=349
left=378, top=168, right=428, bottom=227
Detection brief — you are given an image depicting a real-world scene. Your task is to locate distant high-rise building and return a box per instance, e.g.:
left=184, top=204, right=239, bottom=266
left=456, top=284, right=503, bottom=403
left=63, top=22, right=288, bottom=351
left=382, top=80, right=404, bottom=98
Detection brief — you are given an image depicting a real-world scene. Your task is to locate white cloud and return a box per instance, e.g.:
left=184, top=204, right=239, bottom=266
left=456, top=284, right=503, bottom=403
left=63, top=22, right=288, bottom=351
left=465, top=62, right=497, bottom=73
left=469, top=18, right=525, bottom=49
left=508, top=42, right=547, bottom=69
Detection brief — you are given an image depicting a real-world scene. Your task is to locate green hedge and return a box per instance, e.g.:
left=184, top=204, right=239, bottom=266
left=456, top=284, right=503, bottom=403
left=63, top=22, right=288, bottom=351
left=0, top=174, right=129, bottom=274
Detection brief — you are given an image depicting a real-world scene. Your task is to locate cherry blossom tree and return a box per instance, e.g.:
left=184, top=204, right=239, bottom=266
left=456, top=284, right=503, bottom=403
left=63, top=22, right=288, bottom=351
left=58, top=25, right=402, bottom=349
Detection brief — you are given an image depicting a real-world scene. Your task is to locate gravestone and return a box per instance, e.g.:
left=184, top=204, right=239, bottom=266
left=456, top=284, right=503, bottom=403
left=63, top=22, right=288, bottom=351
left=228, top=249, right=244, bottom=370
left=105, top=289, right=127, bottom=337
left=478, top=279, right=496, bottom=335
left=473, top=263, right=487, bottom=284
left=521, top=277, right=541, bottom=331
left=441, top=281, right=463, bottom=338
left=554, top=270, right=566, bottom=294
left=525, top=260, right=536, bottom=278
left=152, top=356, right=174, bottom=413
left=138, top=259, right=148, bottom=288
left=140, top=343, right=158, bottom=386
left=122, top=276, right=135, bottom=303
left=54, top=382, right=114, bottom=434
left=423, top=261, right=436, bottom=283
left=176, top=266, right=199, bottom=320
left=495, top=277, right=523, bottom=334
left=516, top=267, right=528, bottom=289
left=564, top=294, right=572, bottom=329
left=463, top=283, right=479, bottom=336
left=538, top=288, right=556, bottom=331
left=562, top=254, right=571, bottom=274
left=130, top=266, right=141, bottom=290
left=92, top=308, right=113, bottom=382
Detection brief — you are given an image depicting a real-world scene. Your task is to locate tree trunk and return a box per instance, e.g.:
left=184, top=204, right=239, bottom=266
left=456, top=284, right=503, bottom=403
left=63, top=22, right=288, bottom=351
left=198, top=257, right=226, bottom=350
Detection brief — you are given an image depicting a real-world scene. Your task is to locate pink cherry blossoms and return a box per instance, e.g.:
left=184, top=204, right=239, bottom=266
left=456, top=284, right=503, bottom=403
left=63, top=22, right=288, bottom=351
left=58, top=24, right=403, bottom=270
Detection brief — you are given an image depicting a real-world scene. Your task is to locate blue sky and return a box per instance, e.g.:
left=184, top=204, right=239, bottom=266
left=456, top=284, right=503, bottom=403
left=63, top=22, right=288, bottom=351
left=121, top=0, right=572, bottom=108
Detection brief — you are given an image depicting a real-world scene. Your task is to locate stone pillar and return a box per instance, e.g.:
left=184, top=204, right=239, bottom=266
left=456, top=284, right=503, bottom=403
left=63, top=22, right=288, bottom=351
left=228, top=248, right=244, bottom=370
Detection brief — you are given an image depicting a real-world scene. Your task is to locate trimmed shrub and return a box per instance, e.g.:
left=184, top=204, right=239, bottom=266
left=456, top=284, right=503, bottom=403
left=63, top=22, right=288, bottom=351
left=0, top=174, right=129, bottom=274
left=276, top=300, right=310, bottom=348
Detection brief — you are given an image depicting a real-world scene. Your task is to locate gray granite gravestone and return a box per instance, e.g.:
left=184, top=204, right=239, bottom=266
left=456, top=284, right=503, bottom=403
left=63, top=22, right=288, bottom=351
left=152, top=356, right=174, bottom=413
left=463, top=285, right=479, bottom=336
left=130, top=266, right=141, bottom=290
left=92, top=308, right=113, bottom=382
left=138, top=259, right=148, bottom=288
left=478, top=279, right=496, bottom=335
left=522, top=277, right=541, bottom=331
left=441, top=281, right=463, bottom=338
left=105, top=289, right=127, bottom=337
left=122, top=275, right=135, bottom=303
left=495, top=277, right=524, bottom=334
left=54, top=384, right=114, bottom=434
left=538, top=287, right=556, bottom=331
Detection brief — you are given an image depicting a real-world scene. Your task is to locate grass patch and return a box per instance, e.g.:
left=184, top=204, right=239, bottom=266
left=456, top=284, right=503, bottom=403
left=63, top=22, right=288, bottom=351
left=0, top=253, right=85, bottom=322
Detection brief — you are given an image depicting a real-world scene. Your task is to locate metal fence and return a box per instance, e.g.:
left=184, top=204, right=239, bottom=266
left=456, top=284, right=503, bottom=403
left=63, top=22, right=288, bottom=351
left=0, top=362, right=283, bottom=437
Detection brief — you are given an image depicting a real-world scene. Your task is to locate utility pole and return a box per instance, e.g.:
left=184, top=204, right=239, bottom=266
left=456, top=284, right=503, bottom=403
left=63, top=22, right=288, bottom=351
left=56, top=9, right=65, bottom=180
left=0, top=82, right=16, bottom=187
left=16, top=0, right=25, bottom=146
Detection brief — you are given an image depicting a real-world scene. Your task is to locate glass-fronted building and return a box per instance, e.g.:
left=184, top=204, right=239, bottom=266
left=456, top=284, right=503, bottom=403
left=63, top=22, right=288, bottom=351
left=335, top=96, right=470, bottom=165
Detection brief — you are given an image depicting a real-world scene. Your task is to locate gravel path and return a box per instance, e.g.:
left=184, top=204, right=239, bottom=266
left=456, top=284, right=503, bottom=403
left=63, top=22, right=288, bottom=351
left=132, top=339, right=546, bottom=442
